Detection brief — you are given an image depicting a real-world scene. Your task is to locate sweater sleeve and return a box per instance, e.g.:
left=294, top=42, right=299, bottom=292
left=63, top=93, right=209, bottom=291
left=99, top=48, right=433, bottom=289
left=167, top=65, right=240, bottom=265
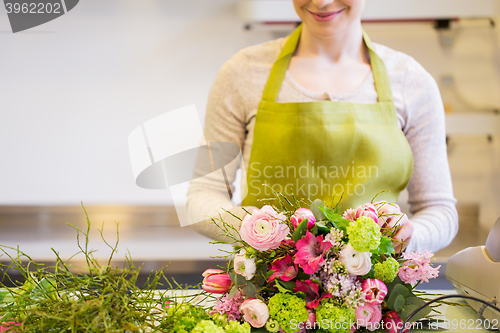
left=186, top=52, right=249, bottom=241
left=402, top=58, right=459, bottom=253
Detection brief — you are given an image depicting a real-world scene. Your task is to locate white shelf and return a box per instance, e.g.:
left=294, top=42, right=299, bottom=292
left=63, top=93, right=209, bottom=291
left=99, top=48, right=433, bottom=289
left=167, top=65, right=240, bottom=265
left=238, top=0, right=500, bottom=22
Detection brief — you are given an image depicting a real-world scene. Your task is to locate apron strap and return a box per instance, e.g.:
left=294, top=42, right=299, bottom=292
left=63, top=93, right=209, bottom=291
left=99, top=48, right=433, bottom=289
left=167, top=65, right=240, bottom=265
left=261, top=24, right=395, bottom=104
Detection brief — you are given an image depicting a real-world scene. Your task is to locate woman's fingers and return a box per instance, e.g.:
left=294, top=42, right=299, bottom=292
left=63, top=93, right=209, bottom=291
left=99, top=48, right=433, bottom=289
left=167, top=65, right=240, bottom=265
left=374, top=201, right=414, bottom=252
left=375, top=201, right=404, bottom=228
left=393, top=219, right=414, bottom=253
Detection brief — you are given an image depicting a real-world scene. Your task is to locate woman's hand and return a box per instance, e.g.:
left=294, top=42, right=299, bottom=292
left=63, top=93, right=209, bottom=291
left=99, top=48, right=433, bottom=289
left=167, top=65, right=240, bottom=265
left=375, top=202, right=414, bottom=253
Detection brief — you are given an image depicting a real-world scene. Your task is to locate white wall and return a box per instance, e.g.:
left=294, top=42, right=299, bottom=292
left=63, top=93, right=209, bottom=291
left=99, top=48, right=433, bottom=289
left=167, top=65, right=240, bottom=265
left=0, top=0, right=274, bottom=205
left=1, top=1, right=499, bottom=227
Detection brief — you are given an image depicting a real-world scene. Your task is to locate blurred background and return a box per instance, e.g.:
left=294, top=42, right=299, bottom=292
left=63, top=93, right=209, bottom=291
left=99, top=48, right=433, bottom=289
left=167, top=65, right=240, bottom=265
left=1, top=0, right=499, bottom=288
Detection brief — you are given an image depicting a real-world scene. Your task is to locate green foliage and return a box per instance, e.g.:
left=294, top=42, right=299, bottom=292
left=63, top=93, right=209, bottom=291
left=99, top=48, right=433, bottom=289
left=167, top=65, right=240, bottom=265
left=310, top=199, right=327, bottom=221
left=385, top=281, right=432, bottom=322
left=398, top=297, right=431, bottom=322
left=0, top=206, right=210, bottom=332
left=319, top=206, right=350, bottom=234
left=292, top=219, right=309, bottom=242
left=370, top=236, right=395, bottom=256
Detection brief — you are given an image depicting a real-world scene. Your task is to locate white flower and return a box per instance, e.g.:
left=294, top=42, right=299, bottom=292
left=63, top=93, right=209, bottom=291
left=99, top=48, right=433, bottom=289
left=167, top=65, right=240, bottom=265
left=339, top=244, right=372, bottom=276
left=234, top=249, right=256, bottom=280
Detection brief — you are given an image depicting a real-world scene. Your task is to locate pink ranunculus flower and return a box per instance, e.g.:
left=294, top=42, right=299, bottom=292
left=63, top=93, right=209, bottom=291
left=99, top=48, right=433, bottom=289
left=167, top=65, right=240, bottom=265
left=294, top=231, right=333, bottom=274
left=240, top=206, right=289, bottom=251
left=355, top=203, right=379, bottom=224
left=339, top=244, right=372, bottom=276
left=383, top=311, right=410, bottom=333
left=361, top=279, right=388, bottom=305
left=201, top=269, right=232, bottom=294
left=291, top=208, right=316, bottom=230
left=355, top=303, right=382, bottom=331
left=240, top=298, right=269, bottom=328
left=268, top=255, right=297, bottom=282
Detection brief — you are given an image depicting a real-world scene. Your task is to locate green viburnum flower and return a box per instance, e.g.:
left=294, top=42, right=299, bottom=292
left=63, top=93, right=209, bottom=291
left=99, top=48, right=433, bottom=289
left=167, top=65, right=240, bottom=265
left=225, top=320, right=251, bottom=333
left=167, top=303, right=210, bottom=333
left=315, top=298, right=355, bottom=333
left=265, top=318, right=281, bottom=332
left=346, top=216, right=381, bottom=252
left=211, top=313, right=228, bottom=327
left=374, top=257, right=400, bottom=283
left=269, top=293, right=309, bottom=333
left=192, top=320, right=225, bottom=333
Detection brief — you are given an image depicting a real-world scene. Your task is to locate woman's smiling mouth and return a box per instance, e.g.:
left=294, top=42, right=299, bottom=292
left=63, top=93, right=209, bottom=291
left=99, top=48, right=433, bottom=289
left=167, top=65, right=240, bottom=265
left=308, top=8, right=346, bottom=22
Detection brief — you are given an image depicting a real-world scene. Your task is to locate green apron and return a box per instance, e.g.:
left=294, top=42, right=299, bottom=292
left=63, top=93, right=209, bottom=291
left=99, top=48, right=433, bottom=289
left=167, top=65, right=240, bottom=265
left=242, top=24, right=413, bottom=210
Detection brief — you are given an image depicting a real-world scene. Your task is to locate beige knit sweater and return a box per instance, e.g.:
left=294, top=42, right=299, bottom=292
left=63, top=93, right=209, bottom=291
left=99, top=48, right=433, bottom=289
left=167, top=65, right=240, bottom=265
left=187, top=36, right=458, bottom=253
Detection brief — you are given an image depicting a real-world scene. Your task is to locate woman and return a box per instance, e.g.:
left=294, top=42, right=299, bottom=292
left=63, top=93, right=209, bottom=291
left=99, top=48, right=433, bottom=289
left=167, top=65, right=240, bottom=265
left=187, top=0, right=458, bottom=253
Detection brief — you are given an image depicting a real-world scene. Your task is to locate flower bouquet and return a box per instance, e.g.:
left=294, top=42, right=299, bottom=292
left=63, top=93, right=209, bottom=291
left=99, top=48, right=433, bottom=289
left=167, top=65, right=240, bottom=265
left=203, top=196, right=441, bottom=333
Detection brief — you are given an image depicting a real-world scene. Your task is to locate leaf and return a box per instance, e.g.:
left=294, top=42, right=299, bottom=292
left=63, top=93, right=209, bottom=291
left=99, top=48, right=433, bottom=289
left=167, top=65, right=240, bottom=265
left=387, top=284, right=411, bottom=310
left=399, top=297, right=431, bottom=322
left=310, top=199, right=327, bottom=221
left=295, top=291, right=306, bottom=299
left=394, top=295, right=406, bottom=312
left=292, top=219, right=309, bottom=242
left=296, top=272, right=311, bottom=281
left=0, top=290, right=10, bottom=302
left=371, top=236, right=395, bottom=256
left=314, top=222, right=331, bottom=235
left=242, top=282, right=258, bottom=299
left=385, top=276, right=412, bottom=296
left=32, top=277, right=57, bottom=301
left=266, top=270, right=276, bottom=279
left=228, top=286, right=238, bottom=299
left=274, top=280, right=291, bottom=294
left=279, top=280, right=297, bottom=291
left=234, top=274, right=247, bottom=288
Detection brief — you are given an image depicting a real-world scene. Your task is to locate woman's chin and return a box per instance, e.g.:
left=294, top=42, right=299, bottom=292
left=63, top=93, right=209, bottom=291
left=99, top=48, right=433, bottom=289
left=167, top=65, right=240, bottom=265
left=303, top=20, right=350, bottom=39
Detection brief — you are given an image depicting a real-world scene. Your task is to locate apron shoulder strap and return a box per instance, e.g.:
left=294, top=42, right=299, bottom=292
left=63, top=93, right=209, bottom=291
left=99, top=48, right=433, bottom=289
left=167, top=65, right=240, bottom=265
left=261, top=25, right=303, bottom=102
left=261, top=24, right=395, bottom=105
left=362, top=30, right=394, bottom=104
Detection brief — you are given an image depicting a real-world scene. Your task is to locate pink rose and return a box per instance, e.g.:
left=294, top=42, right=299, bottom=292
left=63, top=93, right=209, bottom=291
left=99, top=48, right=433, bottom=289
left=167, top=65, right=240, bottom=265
left=240, top=298, right=269, bottom=328
left=240, top=206, right=289, bottom=251
left=383, top=311, right=410, bottom=333
left=291, top=208, right=316, bottom=230
left=361, top=279, right=388, bottom=305
left=355, top=203, right=379, bottom=224
left=355, top=303, right=382, bottom=331
left=339, top=244, right=372, bottom=276
left=201, top=269, right=232, bottom=294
